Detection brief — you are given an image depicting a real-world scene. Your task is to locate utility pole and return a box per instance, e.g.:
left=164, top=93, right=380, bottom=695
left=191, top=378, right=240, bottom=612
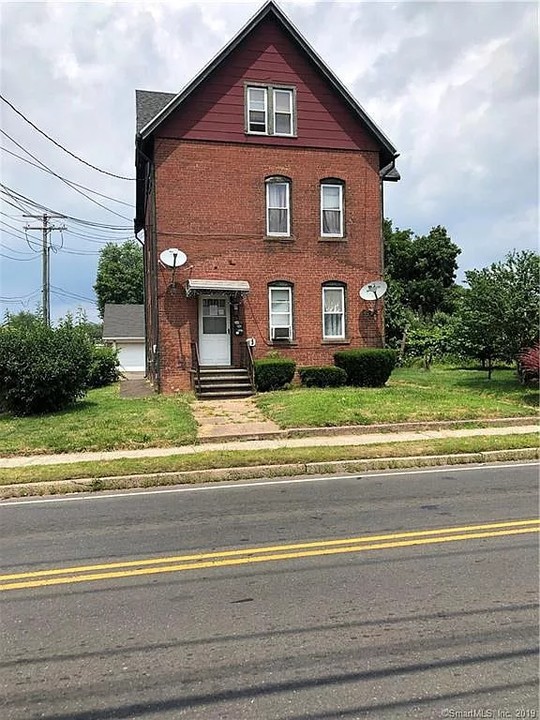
left=24, top=214, right=66, bottom=327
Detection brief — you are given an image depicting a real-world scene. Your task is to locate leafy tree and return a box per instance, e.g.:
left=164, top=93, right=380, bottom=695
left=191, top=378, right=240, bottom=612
left=94, top=240, right=144, bottom=318
left=450, top=250, right=539, bottom=378
left=3, top=309, right=43, bottom=330
left=384, top=220, right=461, bottom=318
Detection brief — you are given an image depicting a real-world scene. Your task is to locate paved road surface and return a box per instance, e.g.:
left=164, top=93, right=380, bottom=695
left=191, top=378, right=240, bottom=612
left=1, top=463, right=539, bottom=719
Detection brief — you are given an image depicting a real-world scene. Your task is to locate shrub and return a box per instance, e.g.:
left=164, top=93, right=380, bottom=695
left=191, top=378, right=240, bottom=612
left=88, top=345, right=120, bottom=388
left=254, top=357, right=296, bottom=392
left=518, top=343, right=540, bottom=384
left=298, top=365, right=347, bottom=388
left=334, top=348, right=396, bottom=387
left=0, top=320, right=93, bottom=416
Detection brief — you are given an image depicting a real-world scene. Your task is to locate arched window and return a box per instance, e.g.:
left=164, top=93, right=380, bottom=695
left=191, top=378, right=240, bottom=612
left=268, top=281, right=293, bottom=341
left=266, top=176, right=291, bottom=237
left=320, top=178, right=345, bottom=238
left=322, top=281, right=346, bottom=339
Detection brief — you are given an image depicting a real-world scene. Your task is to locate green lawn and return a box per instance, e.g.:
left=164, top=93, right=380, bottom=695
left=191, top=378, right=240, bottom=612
left=255, top=367, right=539, bottom=428
left=0, top=385, right=197, bottom=456
left=0, top=433, right=537, bottom=488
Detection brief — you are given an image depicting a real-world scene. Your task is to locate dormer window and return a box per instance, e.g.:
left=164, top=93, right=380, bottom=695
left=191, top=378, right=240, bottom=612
left=246, top=84, right=296, bottom=136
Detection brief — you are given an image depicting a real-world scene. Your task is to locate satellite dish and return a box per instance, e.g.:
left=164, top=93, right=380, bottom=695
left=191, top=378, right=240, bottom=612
left=159, top=248, right=187, bottom=269
left=360, top=280, right=387, bottom=301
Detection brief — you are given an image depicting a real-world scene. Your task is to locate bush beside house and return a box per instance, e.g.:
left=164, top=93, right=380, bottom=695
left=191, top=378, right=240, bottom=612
left=298, top=366, right=347, bottom=388
left=0, top=321, right=93, bottom=416
left=334, top=349, right=396, bottom=387
left=254, top=357, right=296, bottom=392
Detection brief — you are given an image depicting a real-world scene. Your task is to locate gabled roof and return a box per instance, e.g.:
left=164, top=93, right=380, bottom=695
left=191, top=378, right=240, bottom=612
left=136, top=0, right=397, bottom=163
left=103, top=304, right=145, bottom=340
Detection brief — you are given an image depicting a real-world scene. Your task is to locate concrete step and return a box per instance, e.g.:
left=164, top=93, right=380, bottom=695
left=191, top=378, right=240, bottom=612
left=194, top=367, right=254, bottom=398
left=198, top=390, right=254, bottom=399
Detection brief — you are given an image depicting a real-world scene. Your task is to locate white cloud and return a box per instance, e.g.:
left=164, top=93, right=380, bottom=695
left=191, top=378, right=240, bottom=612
left=0, top=0, right=537, bottom=321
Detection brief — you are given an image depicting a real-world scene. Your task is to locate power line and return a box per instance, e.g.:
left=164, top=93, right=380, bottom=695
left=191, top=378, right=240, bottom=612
left=0, top=130, right=132, bottom=221
left=0, top=251, right=39, bottom=262
left=51, top=285, right=97, bottom=304
left=0, top=289, right=41, bottom=302
left=0, top=145, right=134, bottom=207
left=0, top=241, right=36, bottom=256
left=0, top=94, right=136, bottom=181
left=0, top=183, right=132, bottom=230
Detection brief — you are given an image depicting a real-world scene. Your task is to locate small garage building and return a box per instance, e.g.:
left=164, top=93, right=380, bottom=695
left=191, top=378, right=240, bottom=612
left=102, top=304, right=145, bottom=373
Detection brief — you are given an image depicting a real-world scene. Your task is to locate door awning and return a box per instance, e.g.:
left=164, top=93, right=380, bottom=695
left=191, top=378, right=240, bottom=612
left=185, top=279, right=250, bottom=297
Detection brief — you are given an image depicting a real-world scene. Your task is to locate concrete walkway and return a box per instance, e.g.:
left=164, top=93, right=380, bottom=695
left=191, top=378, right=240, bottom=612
left=1, top=424, right=537, bottom=469
left=192, top=398, right=280, bottom=439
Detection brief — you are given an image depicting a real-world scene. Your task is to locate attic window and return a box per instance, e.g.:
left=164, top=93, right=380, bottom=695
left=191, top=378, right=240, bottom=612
left=246, top=84, right=296, bottom=136
left=247, top=87, right=268, bottom=134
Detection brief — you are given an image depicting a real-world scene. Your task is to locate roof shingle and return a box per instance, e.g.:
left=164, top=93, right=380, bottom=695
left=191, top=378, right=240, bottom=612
left=103, top=304, right=145, bottom=339
left=135, top=90, right=175, bottom=133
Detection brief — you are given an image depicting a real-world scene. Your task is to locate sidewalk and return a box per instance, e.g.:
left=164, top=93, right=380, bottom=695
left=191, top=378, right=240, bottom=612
left=1, top=423, right=538, bottom=469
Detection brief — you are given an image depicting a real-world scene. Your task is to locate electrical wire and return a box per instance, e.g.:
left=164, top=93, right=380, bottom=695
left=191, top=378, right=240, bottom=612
left=0, top=145, right=134, bottom=206
left=0, top=184, right=132, bottom=230
left=0, top=130, right=132, bottom=221
left=0, top=289, right=41, bottom=302
left=0, top=251, right=39, bottom=262
left=51, top=285, right=97, bottom=304
left=0, top=94, right=136, bottom=181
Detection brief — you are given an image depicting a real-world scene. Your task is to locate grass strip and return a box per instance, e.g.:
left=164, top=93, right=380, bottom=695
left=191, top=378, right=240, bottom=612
left=1, top=433, right=537, bottom=487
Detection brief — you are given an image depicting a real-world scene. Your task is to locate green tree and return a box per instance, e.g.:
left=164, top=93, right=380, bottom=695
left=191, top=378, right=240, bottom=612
left=383, top=220, right=461, bottom=348
left=3, top=309, right=43, bottom=330
left=94, top=240, right=144, bottom=318
left=450, top=250, right=539, bottom=378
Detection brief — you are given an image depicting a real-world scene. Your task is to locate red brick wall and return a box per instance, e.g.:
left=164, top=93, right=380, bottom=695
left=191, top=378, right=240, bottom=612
left=152, top=140, right=383, bottom=393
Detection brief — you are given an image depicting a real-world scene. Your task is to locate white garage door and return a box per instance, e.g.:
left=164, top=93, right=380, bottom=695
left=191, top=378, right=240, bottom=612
left=117, top=342, right=145, bottom=372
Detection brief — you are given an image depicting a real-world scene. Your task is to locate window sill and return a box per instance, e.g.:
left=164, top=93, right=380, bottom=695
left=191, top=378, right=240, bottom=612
left=269, top=340, right=298, bottom=347
left=245, top=132, right=298, bottom=139
left=318, top=236, right=347, bottom=243
left=321, top=339, right=351, bottom=345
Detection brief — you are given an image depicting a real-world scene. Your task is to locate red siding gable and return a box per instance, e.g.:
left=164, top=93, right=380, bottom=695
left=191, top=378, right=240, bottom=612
left=158, top=16, right=379, bottom=153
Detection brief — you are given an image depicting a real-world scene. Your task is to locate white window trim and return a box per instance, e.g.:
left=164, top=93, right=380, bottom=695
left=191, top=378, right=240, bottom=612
left=245, top=84, right=296, bottom=136
left=273, top=88, right=294, bottom=137
left=322, top=285, right=345, bottom=340
left=266, top=180, right=291, bottom=237
left=247, top=86, right=268, bottom=135
left=269, top=285, right=293, bottom=341
left=320, top=183, right=344, bottom=238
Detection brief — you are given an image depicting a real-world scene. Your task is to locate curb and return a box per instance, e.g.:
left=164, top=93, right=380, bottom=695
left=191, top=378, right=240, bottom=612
left=1, top=447, right=537, bottom=500
left=197, top=416, right=539, bottom=443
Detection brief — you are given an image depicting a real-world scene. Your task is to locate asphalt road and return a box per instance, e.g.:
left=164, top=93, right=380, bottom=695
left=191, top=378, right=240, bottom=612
left=1, top=463, right=539, bottom=720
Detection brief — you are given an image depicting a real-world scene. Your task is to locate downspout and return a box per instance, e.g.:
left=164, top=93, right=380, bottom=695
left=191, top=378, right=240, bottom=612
left=379, top=156, right=401, bottom=348
left=136, top=138, right=161, bottom=393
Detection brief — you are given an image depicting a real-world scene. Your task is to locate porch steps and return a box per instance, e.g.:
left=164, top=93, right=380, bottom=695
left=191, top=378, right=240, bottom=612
left=194, top=367, right=254, bottom=399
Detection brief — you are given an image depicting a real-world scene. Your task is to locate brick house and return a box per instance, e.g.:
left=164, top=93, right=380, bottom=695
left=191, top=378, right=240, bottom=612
left=135, top=0, right=399, bottom=395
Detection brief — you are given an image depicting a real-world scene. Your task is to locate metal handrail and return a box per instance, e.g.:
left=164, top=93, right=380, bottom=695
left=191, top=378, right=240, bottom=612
left=245, top=341, right=255, bottom=391
left=191, top=341, right=201, bottom=392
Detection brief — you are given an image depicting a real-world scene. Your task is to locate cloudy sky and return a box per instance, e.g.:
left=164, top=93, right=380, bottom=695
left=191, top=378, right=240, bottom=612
left=0, top=0, right=537, bottom=323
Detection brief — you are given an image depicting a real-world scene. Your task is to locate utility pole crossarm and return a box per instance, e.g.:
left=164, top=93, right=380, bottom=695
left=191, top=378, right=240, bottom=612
left=23, top=213, right=66, bottom=327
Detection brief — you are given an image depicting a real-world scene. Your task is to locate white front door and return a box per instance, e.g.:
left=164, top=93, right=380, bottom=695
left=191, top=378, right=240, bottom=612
left=199, top=296, right=231, bottom=366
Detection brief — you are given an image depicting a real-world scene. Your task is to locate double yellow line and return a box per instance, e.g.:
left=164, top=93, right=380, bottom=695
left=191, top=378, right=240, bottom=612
left=1, top=519, right=538, bottom=592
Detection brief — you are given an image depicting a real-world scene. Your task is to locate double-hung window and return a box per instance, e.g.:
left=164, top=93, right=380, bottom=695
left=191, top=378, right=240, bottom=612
left=266, top=177, right=290, bottom=236
left=321, top=181, right=344, bottom=237
left=273, top=89, right=293, bottom=135
left=247, top=87, right=268, bottom=134
left=322, top=284, right=346, bottom=339
left=246, top=85, right=295, bottom=136
left=269, top=284, right=293, bottom=341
